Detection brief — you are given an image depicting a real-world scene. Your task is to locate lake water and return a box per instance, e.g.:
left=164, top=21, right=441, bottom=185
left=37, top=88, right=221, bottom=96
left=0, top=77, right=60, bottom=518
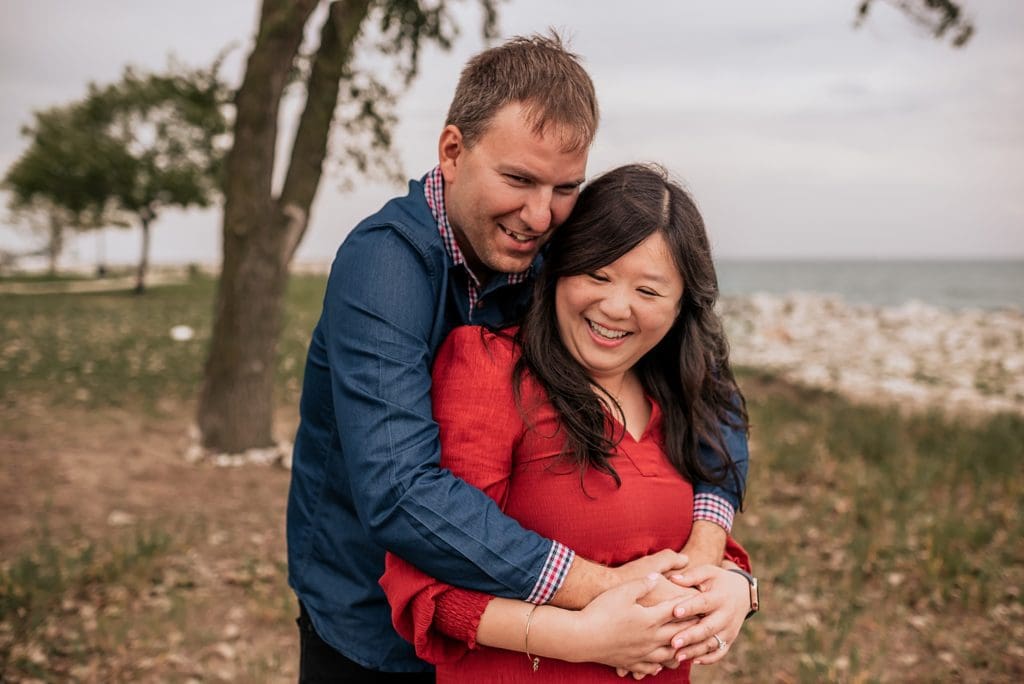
left=716, top=260, right=1023, bottom=311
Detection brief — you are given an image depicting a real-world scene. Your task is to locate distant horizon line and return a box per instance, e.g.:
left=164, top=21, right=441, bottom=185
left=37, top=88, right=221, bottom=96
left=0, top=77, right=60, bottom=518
left=8, top=255, right=1024, bottom=273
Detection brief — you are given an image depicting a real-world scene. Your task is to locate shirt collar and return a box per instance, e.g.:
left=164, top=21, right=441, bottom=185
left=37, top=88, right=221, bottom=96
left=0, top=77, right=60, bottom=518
left=423, top=166, right=532, bottom=289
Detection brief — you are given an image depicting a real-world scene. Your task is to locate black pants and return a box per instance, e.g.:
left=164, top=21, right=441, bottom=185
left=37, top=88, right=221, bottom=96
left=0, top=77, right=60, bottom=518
left=297, top=603, right=435, bottom=683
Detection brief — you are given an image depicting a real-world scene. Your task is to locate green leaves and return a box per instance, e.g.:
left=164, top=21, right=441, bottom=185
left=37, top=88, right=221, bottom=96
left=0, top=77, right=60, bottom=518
left=855, top=0, right=975, bottom=48
left=3, top=58, right=232, bottom=283
left=4, top=58, right=231, bottom=231
left=84, top=60, right=232, bottom=218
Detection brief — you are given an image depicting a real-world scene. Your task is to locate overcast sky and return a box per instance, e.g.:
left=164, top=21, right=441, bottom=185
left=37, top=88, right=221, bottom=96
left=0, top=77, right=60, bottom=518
left=1, top=0, right=1022, bottom=266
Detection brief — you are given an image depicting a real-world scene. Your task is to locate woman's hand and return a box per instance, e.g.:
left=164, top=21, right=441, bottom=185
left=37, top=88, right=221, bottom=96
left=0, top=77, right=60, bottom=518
left=560, top=574, right=689, bottom=671
left=611, top=575, right=700, bottom=679
left=664, top=564, right=751, bottom=665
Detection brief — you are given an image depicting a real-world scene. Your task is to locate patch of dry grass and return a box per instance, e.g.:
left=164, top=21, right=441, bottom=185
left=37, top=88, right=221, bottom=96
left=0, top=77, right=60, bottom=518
left=698, top=374, right=1024, bottom=683
left=2, top=277, right=1022, bottom=682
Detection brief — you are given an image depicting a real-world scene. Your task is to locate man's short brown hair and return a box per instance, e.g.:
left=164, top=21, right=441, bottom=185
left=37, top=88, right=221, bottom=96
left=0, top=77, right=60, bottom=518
left=446, top=31, right=599, bottom=152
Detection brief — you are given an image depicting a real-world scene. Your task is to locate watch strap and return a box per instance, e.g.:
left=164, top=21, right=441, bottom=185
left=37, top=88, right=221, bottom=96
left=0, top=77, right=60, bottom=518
left=726, top=568, right=759, bottom=619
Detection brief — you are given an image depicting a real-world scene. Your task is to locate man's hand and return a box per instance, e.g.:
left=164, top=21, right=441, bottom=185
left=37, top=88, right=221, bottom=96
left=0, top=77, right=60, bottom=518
left=633, top=571, right=700, bottom=608
left=550, top=549, right=690, bottom=610
left=615, top=549, right=691, bottom=584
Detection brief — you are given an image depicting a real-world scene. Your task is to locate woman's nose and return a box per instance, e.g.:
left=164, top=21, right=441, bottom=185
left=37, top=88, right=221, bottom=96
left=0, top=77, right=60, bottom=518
left=598, top=288, right=631, bottom=320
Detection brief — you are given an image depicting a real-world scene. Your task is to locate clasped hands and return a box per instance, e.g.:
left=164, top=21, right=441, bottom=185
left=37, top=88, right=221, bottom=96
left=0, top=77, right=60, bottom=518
left=577, top=550, right=749, bottom=679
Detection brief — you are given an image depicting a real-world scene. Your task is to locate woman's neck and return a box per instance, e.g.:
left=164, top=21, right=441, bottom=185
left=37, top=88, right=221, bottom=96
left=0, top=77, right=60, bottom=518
left=592, top=371, right=651, bottom=441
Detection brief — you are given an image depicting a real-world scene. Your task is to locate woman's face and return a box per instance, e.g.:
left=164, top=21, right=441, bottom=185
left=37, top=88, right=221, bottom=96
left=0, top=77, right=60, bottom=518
left=555, top=231, right=684, bottom=388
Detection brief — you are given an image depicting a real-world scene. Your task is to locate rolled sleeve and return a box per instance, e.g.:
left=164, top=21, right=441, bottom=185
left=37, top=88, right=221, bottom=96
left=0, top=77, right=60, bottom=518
left=692, top=406, right=750, bottom=517
left=693, top=493, right=736, bottom=532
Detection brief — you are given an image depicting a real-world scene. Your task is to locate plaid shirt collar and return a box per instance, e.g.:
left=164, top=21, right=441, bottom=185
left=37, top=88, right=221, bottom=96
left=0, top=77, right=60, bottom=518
left=423, top=167, right=530, bottom=314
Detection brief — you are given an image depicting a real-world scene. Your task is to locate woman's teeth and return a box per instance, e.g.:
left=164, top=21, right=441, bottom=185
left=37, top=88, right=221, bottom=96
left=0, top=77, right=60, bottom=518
left=588, top=320, right=629, bottom=340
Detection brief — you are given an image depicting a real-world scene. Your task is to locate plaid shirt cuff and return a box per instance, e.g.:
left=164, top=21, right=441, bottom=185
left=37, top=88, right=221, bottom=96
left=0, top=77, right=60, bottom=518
left=693, top=493, right=735, bottom=532
left=525, top=541, right=575, bottom=604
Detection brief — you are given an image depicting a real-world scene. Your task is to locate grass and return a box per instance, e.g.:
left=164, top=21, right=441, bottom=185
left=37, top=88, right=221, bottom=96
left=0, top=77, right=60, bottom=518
left=721, top=374, right=1024, bottom=682
left=2, top=274, right=1023, bottom=682
left=0, top=272, right=99, bottom=283
left=0, top=517, right=176, bottom=677
left=0, top=273, right=326, bottom=414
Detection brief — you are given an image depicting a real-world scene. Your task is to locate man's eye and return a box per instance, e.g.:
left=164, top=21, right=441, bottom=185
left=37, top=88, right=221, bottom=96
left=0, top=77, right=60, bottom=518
left=506, top=175, right=530, bottom=184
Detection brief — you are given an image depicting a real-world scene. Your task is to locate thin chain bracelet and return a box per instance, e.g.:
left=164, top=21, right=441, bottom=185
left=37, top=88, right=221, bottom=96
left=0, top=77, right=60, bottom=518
left=524, top=604, right=541, bottom=672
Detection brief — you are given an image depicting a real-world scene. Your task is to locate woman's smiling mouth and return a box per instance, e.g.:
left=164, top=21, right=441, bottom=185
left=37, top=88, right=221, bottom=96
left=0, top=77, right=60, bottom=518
left=587, top=319, right=630, bottom=340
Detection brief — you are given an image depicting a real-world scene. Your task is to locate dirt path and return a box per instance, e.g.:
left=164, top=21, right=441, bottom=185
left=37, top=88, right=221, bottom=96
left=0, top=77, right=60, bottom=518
left=0, top=271, right=188, bottom=296
left=2, top=398, right=299, bottom=682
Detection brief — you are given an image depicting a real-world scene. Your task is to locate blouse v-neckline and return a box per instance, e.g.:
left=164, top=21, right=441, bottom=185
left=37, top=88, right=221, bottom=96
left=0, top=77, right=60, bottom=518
left=605, top=395, right=661, bottom=443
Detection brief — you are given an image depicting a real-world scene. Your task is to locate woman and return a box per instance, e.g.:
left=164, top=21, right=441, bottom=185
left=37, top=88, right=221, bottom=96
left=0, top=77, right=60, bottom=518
left=381, top=164, right=754, bottom=681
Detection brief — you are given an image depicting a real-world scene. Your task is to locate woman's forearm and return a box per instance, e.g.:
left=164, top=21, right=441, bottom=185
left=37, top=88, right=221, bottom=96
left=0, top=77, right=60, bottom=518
left=475, top=598, right=586, bottom=663
left=471, top=575, right=687, bottom=670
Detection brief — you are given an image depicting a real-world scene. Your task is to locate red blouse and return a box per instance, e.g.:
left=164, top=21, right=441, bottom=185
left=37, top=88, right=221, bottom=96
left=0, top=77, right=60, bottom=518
left=380, top=327, right=750, bottom=683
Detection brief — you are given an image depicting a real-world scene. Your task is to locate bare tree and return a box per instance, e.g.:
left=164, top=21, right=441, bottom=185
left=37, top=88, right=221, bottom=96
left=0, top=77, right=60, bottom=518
left=197, top=0, right=498, bottom=452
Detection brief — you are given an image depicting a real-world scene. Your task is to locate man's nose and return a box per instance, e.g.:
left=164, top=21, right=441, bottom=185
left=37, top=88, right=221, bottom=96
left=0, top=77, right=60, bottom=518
left=520, top=187, right=554, bottom=233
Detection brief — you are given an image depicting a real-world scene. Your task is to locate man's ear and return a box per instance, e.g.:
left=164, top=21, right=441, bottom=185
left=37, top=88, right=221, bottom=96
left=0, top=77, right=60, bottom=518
left=438, top=125, right=464, bottom=183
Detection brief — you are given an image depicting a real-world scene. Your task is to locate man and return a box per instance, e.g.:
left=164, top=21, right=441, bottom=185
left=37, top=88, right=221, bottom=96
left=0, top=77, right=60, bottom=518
left=287, top=33, right=749, bottom=680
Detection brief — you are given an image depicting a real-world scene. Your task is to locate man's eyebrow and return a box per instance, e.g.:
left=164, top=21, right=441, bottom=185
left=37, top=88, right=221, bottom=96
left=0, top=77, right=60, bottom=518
left=501, top=166, right=585, bottom=188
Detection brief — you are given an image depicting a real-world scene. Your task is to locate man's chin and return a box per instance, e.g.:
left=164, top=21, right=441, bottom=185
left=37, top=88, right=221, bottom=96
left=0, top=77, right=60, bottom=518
left=488, top=253, right=536, bottom=276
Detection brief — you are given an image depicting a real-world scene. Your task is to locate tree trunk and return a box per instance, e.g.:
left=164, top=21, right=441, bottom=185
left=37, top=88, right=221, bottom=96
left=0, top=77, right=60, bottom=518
left=134, top=216, right=151, bottom=294
left=197, top=0, right=369, bottom=452
left=46, top=215, right=63, bottom=277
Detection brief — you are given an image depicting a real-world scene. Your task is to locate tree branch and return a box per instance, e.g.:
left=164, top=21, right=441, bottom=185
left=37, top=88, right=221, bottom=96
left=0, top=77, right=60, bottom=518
left=856, top=0, right=974, bottom=47
left=223, top=0, right=318, bottom=238
left=278, top=0, right=372, bottom=262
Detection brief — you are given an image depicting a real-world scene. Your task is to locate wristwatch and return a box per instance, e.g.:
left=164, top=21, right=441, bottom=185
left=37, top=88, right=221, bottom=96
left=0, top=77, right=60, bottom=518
left=726, top=568, right=759, bottom=619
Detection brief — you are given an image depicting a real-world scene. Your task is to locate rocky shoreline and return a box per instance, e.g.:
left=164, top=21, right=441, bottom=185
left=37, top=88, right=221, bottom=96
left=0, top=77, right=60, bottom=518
left=720, top=293, right=1024, bottom=417
left=195, top=291, right=1024, bottom=467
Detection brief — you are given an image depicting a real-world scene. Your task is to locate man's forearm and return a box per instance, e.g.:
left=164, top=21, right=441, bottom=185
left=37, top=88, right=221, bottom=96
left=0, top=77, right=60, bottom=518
left=549, top=548, right=692, bottom=609
left=680, top=520, right=728, bottom=569
left=547, top=556, right=619, bottom=609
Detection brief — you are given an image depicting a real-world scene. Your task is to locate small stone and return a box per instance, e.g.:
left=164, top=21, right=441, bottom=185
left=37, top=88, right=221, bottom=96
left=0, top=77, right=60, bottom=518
left=211, top=642, right=236, bottom=660
left=908, top=614, right=930, bottom=631
left=26, top=643, right=47, bottom=665
left=184, top=444, right=205, bottom=464
left=107, top=510, right=137, bottom=527
left=170, top=325, right=195, bottom=341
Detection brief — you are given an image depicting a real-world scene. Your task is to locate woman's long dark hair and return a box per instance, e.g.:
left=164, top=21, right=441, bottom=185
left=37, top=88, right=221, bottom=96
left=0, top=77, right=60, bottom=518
left=513, top=163, right=747, bottom=505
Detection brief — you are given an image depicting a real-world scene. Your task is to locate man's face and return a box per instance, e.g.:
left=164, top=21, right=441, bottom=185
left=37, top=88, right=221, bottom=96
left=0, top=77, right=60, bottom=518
left=439, top=103, right=589, bottom=279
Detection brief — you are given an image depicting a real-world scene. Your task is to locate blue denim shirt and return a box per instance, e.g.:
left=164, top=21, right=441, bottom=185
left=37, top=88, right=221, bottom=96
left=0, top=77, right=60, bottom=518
left=286, top=177, right=749, bottom=672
